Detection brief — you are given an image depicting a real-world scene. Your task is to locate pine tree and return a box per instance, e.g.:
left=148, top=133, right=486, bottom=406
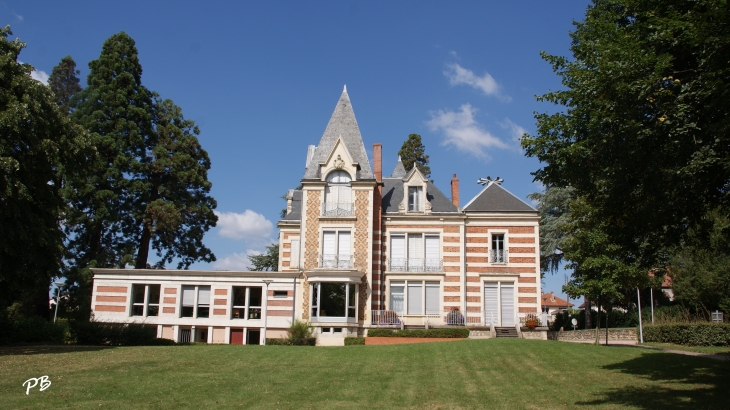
left=48, top=56, right=82, bottom=114
left=398, top=134, right=431, bottom=178
left=248, top=244, right=279, bottom=271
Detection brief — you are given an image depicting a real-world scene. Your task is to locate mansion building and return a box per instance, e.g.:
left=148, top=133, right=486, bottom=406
left=91, top=87, right=542, bottom=345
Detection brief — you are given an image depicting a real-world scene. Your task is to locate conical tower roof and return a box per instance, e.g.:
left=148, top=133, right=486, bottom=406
left=303, top=87, right=373, bottom=180
left=390, top=156, right=407, bottom=178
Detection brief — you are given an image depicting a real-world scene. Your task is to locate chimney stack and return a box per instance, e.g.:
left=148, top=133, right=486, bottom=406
left=373, top=143, right=382, bottom=182
left=451, top=174, right=460, bottom=208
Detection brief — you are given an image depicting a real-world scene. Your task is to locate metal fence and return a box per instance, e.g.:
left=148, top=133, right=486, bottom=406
left=322, top=202, right=354, bottom=217
left=319, top=254, right=353, bottom=269
left=490, top=249, right=508, bottom=263
left=371, top=310, right=402, bottom=327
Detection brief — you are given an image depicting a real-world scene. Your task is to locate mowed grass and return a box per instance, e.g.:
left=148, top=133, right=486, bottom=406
left=1, top=339, right=728, bottom=409
left=642, top=342, right=730, bottom=357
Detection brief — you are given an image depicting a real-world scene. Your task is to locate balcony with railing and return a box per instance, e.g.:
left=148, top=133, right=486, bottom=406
left=322, top=202, right=354, bottom=217
left=490, top=249, right=508, bottom=264
left=387, top=258, right=443, bottom=272
left=318, top=254, right=354, bottom=269
left=370, top=310, right=485, bottom=327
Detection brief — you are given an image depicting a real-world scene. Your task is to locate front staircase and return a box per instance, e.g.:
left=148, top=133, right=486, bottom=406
left=495, top=327, right=518, bottom=338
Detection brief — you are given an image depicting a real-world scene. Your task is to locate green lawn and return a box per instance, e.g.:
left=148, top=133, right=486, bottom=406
left=1, top=339, right=728, bottom=409
left=642, top=342, right=730, bottom=357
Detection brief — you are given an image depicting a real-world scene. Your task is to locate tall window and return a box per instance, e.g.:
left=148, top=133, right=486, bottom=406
left=322, top=230, right=351, bottom=268
left=181, top=285, right=211, bottom=318
left=231, top=286, right=262, bottom=319
left=290, top=238, right=300, bottom=269
left=131, top=284, right=160, bottom=317
left=491, top=234, right=506, bottom=263
left=389, top=281, right=440, bottom=315
left=324, top=171, right=353, bottom=216
left=390, top=234, right=440, bottom=271
left=408, top=186, right=423, bottom=211
left=310, top=282, right=357, bottom=320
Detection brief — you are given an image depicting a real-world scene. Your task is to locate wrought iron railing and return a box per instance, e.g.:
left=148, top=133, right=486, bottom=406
left=322, top=202, right=354, bottom=217
left=388, top=258, right=443, bottom=272
left=319, top=254, right=354, bottom=269
left=371, top=310, right=402, bottom=327
left=490, top=249, right=508, bottom=264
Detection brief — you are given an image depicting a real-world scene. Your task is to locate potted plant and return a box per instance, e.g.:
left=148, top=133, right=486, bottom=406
left=521, top=314, right=541, bottom=330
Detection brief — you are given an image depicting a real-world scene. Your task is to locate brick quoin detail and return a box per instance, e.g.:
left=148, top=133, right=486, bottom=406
left=162, top=307, right=175, bottom=314
left=466, top=286, right=480, bottom=293
left=466, top=226, right=535, bottom=234
left=519, top=287, right=537, bottom=293
left=518, top=297, right=537, bottom=303
left=282, top=242, right=291, bottom=249
left=518, top=277, right=537, bottom=283
left=466, top=237, right=487, bottom=243
left=282, top=261, right=290, bottom=267
left=467, top=306, right=481, bottom=312
left=267, top=299, right=293, bottom=307
left=444, top=296, right=460, bottom=302
left=355, top=190, right=370, bottom=322
left=95, top=295, right=126, bottom=302
left=443, top=256, right=460, bottom=262
left=466, top=296, right=480, bottom=303
left=468, top=266, right=535, bottom=273
left=509, top=247, right=535, bottom=254
left=214, top=299, right=227, bottom=305
left=519, top=306, right=537, bottom=313
left=444, top=286, right=460, bottom=292
left=466, top=247, right=488, bottom=253
left=163, top=297, right=176, bottom=304
left=164, top=288, right=177, bottom=294
left=444, top=276, right=460, bottom=282
left=510, top=257, right=536, bottom=263
left=214, top=289, right=227, bottom=295
left=95, top=305, right=125, bottom=312
left=443, top=236, right=460, bottom=243
left=443, top=246, right=460, bottom=253
left=444, top=306, right=460, bottom=312
left=467, top=256, right=488, bottom=263
left=443, top=226, right=460, bottom=233
left=267, top=310, right=293, bottom=316
left=96, top=286, right=127, bottom=293
left=466, top=276, right=480, bottom=282
left=444, top=265, right=460, bottom=272
left=213, top=309, right=226, bottom=315
left=282, top=252, right=291, bottom=257
left=510, top=237, right=535, bottom=244
left=304, top=190, right=321, bottom=270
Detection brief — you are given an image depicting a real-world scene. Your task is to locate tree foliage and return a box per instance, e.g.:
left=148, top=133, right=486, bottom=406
left=0, top=26, right=91, bottom=316
left=248, top=244, right=279, bottom=271
left=48, top=56, right=82, bottom=114
left=398, top=134, right=431, bottom=178
left=528, top=186, right=574, bottom=276
left=522, top=0, right=730, bottom=269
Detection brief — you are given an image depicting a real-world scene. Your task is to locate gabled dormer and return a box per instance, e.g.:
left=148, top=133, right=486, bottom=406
left=398, top=164, right=431, bottom=214
left=319, top=136, right=359, bottom=183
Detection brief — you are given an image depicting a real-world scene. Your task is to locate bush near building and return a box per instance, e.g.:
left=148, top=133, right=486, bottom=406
left=367, top=328, right=469, bottom=338
left=643, top=323, right=730, bottom=346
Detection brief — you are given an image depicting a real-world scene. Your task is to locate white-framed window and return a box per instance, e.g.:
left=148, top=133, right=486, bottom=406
left=290, top=238, right=300, bottom=269
left=181, top=285, right=211, bottom=318
left=389, top=280, right=440, bottom=315
left=310, top=282, right=357, bottom=320
left=322, top=230, right=351, bottom=268
left=131, top=284, right=160, bottom=317
left=231, top=286, right=263, bottom=320
left=408, top=186, right=423, bottom=211
left=389, top=233, right=440, bottom=271
left=491, top=233, right=507, bottom=263
left=324, top=170, right=353, bottom=216
left=484, top=282, right=515, bottom=327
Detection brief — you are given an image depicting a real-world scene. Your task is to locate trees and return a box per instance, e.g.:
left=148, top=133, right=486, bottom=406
left=0, top=26, right=90, bottom=316
left=522, top=0, right=730, bottom=269
left=48, top=56, right=82, bottom=114
left=248, top=244, right=279, bottom=271
left=528, top=186, right=574, bottom=276
left=398, top=134, right=431, bottom=178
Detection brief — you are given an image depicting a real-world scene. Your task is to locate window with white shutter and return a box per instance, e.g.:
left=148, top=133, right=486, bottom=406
left=182, top=286, right=195, bottom=317
left=407, top=234, right=423, bottom=271
left=425, top=235, right=440, bottom=271
left=290, top=239, right=300, bottom=269
left=390, top=235, right=405, bottom=271
left=425, top=282, right=440, bottom=315
left=407, top=282, right=423, bottom=315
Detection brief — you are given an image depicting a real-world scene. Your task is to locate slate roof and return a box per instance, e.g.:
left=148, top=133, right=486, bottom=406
left=463, top=183, right=536, bottom=213
left=281, top=190, right=302, bottom=221
left=381, top=178, right=459, bottom=214
left=390, top=157, right=407, bottom=178
left=302, top=88, right=373, bottom=180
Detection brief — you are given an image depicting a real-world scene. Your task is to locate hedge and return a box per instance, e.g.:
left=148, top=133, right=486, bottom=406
left=345, top=337, right=365, bottom=345
left=264, top=337, right=316, bottom=346
left=367, top=328, right=469, bottom=338
left=643, top=323, right=730, bottom=346
left=0, top=315, right=67, bottom=345
left=70, top=320, right=161, bottom=346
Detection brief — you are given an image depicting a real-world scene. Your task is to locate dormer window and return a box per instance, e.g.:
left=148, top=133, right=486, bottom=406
left=324, top=171, right=353, bottom=217
left=408, top=186, right=423, bottom=212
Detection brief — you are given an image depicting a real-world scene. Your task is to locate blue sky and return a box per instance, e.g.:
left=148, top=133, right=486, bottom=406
left=5, top=1, right=591, bottom=300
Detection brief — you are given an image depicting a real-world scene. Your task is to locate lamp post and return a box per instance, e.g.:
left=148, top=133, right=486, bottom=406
left=262, top=280, right=273, bottom=345
left=53, top=281, right=66, bottom=324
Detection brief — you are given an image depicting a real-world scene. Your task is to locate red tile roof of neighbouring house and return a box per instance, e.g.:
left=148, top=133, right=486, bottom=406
left=541, top=292, right=574, bottom=308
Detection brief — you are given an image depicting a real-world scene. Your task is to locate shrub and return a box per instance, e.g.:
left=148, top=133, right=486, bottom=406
left=285, top=320, right=317, bottom=346
left=345, top=337, right=365, bottom=345
left=367, top=328, right=469, bottom=338
left=0, top=314, right=67, bottom=345
left=70, top=319, right=159, bottom=346
left=265, top=338, right=290, bottom=346
left=643, top=323, right=730, bottom=346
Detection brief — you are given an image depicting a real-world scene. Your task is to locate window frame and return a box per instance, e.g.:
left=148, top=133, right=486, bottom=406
left=388, top=280, right=440, bottom=316
left=407, top=186, right=423, bottom=212
left=490, top=232, right=508, bottom=264
left=389, top=233, right=441, bottom=272
left=309, top=282, right=358, bottom=322
left=231, top=286, right=263, bottom=320
left=130, top=284, right=160, bottom=317
left=321, top=229, right=352, bottom=268
left=324, top=170, right=353, bottom=216
left=180, top=285, right=212, bottom=319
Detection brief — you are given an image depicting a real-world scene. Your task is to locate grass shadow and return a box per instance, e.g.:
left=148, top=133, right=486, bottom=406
left=0, top=345, right=115, bottom=356
left=576, top=351, right=730, bottom=409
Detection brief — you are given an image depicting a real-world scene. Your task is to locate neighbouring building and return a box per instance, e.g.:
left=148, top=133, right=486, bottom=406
left=90, top=87, right=542, bottom=345
left=541, top=291, right=573, bottom=323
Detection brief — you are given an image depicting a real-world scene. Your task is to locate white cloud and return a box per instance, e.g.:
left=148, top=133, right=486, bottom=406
left=14, top=12, right=23, bottom=22
left=501, top=118, right=528, bottom=148
left=427, top=104, right=509, bottom=158
left=215, top=210, right=273, bottom=240
left=213, top=252, right=251, bottom=270
left=31, top=69, right=49, bottom=85
left=444, top=62, right=510, bottom=102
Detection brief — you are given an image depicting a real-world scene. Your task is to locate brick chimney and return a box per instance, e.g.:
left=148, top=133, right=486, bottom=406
left=373, top=143, right=382, bottom=182
left=451, top=173, right=459, bottom=208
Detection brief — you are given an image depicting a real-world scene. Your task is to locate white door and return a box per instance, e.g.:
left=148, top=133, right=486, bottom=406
left=500, top=284, right=515, bottom=327
left=484, top=283, right=498, bottom=326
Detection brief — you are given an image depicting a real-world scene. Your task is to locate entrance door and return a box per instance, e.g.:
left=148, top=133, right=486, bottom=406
left=179, top=328, right=191, bottom=343
left=484, top=283, right=498, bottom=326
left=247, top=329, right=261, bottom=345
left=484, top=282, right=515, bottom=326
left=500, top=284, right=515, bottom=327
left=230, top=329, right=243, bottom=345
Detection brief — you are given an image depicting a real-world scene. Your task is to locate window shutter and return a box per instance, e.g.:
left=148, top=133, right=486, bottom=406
left=198, top=287, right=211, bottom=305
left=390, top=282, right=405, bottom=314
left=407, top=282, right=423, bottom=315
left=425, top=236, right=439, bottom=259
left=323, top=232, right=336, bottom=256
left=391, top=235, right=405, bottom=259
left=500, top=283, right=514, bottom=327
left=408, top=234, right=423, bottom=271
left=182, top=286, right=195, bottom=306
left=484, top=283, right=498, bottom=325
left=338, top=231, right=351, bottom=257
left=425, top=282, right=440, bottom=315
left=290, top=239, right=300, bottom=268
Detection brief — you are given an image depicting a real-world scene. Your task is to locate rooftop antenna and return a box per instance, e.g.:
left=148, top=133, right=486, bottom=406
left=477, top=176, right=504, bottom=186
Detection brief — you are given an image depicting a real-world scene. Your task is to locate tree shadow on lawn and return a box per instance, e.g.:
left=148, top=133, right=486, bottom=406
left=0, top=345, right=114, bottom=356
left=576, top=352, right=730, bottom=409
